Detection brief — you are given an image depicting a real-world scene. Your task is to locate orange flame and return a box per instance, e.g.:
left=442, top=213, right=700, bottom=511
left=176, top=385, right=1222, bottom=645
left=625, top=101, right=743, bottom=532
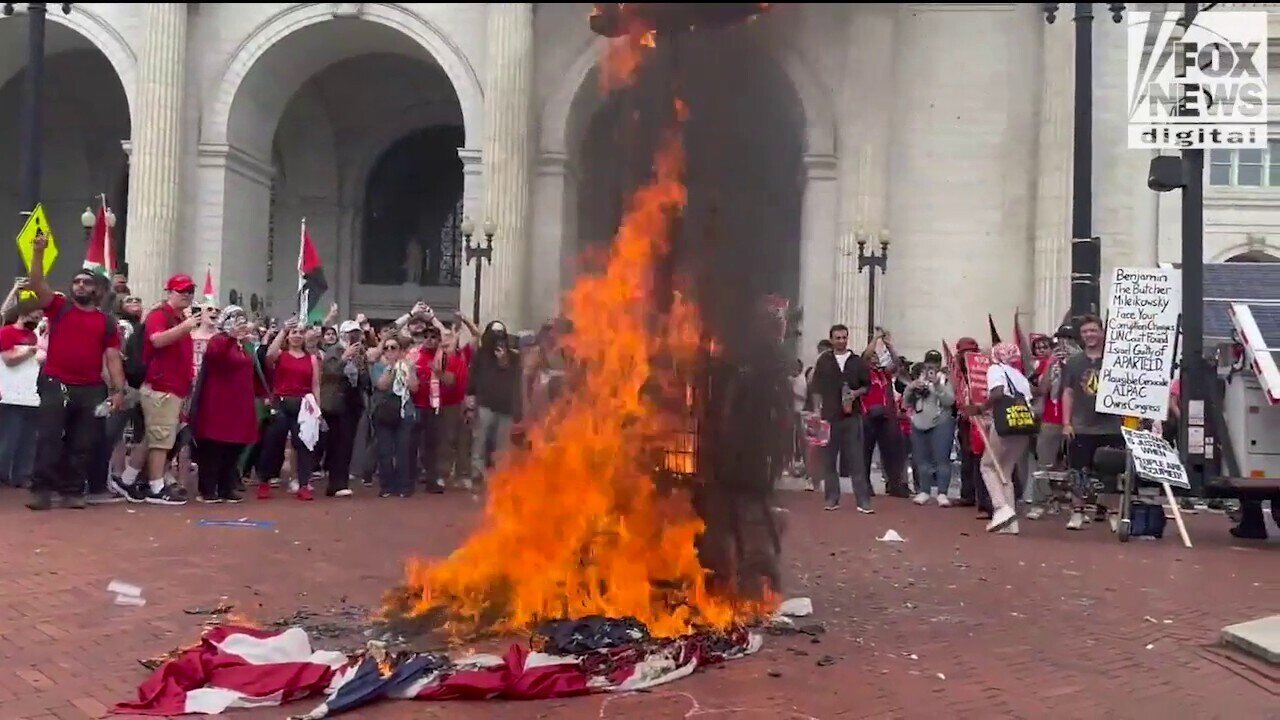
left=394, top=104, right=773, bottom=639
left=600, top=10, right=656, bottom=92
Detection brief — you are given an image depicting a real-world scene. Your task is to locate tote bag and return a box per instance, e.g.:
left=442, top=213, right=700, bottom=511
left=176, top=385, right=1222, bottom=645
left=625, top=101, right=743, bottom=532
left=991, top=372, right=1039, bottom=437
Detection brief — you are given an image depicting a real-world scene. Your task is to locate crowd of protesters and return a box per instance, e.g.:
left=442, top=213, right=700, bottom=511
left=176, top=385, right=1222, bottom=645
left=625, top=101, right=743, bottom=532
left=0, top=233, right=558, bottom=509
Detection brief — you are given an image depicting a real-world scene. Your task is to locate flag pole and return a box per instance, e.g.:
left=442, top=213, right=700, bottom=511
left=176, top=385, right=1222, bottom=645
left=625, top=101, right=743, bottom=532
left=298, top=217, right=307, bottom=326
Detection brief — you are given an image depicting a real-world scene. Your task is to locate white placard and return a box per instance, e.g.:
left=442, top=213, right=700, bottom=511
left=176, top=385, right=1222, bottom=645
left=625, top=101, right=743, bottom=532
left=1122, top=427, right=1191, bottom=490
left=0, top=356, right=40, bottom=407
left=1097, top=267, right=1181, bottom=421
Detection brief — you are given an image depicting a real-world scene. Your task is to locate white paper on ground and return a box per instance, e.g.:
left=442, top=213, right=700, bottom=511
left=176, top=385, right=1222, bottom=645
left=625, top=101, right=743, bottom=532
left=777, top=597, right=813, bottom=617
left=877, top=529, right=906, bottom=543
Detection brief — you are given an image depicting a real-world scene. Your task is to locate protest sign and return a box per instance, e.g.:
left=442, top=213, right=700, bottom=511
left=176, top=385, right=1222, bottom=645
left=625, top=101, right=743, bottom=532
left=1121, top=427, right=1191, bottom=489
left=1097, top=267, right=1181, bottom=421
left=964, top=353, right=991, bottom=405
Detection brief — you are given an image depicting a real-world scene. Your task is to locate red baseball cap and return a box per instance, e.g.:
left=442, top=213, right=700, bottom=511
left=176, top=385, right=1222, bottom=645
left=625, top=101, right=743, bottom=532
left=165, top=274, right=196, bottom=293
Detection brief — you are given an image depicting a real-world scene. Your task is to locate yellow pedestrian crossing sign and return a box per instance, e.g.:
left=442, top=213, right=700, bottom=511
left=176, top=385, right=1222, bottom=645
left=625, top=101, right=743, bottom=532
left=15, top=203, right=58, bottom=276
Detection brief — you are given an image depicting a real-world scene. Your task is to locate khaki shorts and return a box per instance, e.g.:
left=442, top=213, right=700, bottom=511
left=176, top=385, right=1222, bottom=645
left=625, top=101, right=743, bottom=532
left=140, top=384, right=185, bottom=450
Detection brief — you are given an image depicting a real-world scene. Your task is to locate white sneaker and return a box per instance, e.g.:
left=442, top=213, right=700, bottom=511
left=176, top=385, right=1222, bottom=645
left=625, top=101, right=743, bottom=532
left=912, top=493, right=930, bottom=506
left=334, top=488, right=353, bottom=498
left=1025, top=505, right=1045, bottom=520
left=936, top=494, right=953, bottom=508
left=986, top=505, right=1017, bottom=532
left=1066, top=511, right=1085, bottom=530
left=997, top=520, right=1020, bottom=535
left=287, top=479, right=300, bottom=494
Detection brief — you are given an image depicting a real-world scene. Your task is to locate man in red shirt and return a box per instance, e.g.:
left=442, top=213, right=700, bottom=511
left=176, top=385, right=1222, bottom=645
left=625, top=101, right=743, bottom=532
left=118, top=274, right=200, bottom=505
left=24, top=233, right=126, bottom=510
left=0, top=297, right=43, bottom=490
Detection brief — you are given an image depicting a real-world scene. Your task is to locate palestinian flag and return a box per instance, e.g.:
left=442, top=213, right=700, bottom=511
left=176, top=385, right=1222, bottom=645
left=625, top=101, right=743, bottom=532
left=297, top=219, right=328, bottom=326
left=83, top=205, right=114, bottom=279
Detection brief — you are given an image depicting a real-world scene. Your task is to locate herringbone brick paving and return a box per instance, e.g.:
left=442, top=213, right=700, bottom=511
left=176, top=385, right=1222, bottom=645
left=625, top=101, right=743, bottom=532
left=0, top=485, right=1275, bottom=720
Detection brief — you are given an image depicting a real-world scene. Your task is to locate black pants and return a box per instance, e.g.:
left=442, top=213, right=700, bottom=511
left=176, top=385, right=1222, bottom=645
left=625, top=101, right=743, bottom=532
left=863, top=414, right=909, bottom=496
left=34, top=375, right=106, bottom=497
left=255, top=397, right=315, bottom=486
left=322, top=407, right=361, bottom=493
left=195, top=439, right=244, bottom=498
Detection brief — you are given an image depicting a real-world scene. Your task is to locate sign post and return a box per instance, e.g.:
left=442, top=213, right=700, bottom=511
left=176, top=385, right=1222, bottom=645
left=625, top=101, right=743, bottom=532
left=1122, top=427, right=1193, bottom=548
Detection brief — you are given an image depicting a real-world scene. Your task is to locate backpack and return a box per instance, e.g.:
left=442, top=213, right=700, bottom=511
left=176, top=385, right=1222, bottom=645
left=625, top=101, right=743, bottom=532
left=124, top=319, right=147, bottom=389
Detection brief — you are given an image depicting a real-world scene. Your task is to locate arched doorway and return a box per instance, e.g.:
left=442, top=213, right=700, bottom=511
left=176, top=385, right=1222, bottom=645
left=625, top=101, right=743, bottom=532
left=1226, top=249, right=1280, bottom=263
left=361, top=126, right=466, bottom=288
left=209, top=11, right=480, bottom=320
left=572, top=29, right=807, bottom=343
left=0, top=20, right=130, bottom=287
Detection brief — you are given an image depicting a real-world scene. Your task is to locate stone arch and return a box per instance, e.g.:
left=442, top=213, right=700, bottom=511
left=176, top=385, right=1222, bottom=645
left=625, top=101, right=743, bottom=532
left=1214, top=244, right=1280, bottom=263
left=0, top=5, right=137, bottom=121
left=203, top=2, right=483, bottom=157
left=540, top=35, right=836, bottom=157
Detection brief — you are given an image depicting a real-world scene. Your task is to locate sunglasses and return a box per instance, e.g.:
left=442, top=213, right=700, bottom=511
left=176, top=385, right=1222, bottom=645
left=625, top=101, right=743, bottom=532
left=177, top=288, right=195, bottom=295
left=72, top=277, right=97, bottom=287
left=383, top=344, right=400, bottom=351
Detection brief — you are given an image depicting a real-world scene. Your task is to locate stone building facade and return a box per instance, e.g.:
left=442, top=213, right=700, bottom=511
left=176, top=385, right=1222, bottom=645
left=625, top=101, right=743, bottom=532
left=0, top=3, right=1277, bottom=359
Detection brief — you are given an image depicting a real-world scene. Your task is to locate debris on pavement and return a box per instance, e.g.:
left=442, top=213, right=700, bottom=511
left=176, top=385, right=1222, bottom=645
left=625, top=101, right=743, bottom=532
left=877, top=529, right=906, bottom=543
left=777, top=597, right=814, bottom=617
left=109, top=580, right=146, bottom=607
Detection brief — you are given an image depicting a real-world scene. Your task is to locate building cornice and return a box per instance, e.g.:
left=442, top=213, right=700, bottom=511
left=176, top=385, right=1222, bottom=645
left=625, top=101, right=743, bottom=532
left=198, top=143, right=275, bottom=187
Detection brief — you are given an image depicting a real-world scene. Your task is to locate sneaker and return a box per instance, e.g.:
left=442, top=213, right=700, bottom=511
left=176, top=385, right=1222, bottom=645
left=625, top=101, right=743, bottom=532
left=145, top=484, right=189, bottom=506
left=86, top=492, right=124, bottom=506
left=1066, top=511, right=1085, bottom=530
left=986, top=505, right=1017, bottom=532
left=257, top=483, right=272, bottom=500
left=269, top=477, right=281, bottom=488
left=334, top=488, right=353, bottom=498
left=997, top=520, right=1020, bottom=535
left=912, top=493, right=930, bottom=506
left=823, top=503, right=839, bottom=511
left=1025, top=505, right=1045, bottom=520
left=197, top=495, right=223, bottom=504
left=296, top=486, right=314, bottom=501
left=857, top=506, right=875, bottom=514
left=58, top=494, right=87, bottom=509
left=220, top=491, right=244, bottom=504
left=936, top=494, right=953, bottom=508
left=379, top=491, right=393, bottom=498
left=287, top=479, right=300, bottom=494
left=26, top=491, right=53, bottom=511
left=362, top=477, right=374, bottom=487
left=107, top=475, right=148, bottom=504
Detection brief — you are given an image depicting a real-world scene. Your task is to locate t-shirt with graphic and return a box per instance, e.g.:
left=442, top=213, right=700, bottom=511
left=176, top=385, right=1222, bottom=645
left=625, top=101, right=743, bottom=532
left=1062, top=351, right=1121, bottom=435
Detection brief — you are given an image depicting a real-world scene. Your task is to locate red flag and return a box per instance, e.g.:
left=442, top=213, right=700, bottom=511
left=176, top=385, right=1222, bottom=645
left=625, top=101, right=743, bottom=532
left=202, top=266, right=216, bottom=306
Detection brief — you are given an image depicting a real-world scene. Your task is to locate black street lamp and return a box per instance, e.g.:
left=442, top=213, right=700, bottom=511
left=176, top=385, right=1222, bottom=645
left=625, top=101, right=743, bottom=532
left=461, top=217, right=497, bottom=324
left=1042, top=2, right=1126, bottom=321
left=3, top=3, right=72, bottom=222
left=856, top=228, right=890, bottom=345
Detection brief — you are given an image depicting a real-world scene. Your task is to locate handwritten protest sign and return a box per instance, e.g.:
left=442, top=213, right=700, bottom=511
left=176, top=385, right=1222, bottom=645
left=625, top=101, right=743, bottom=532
left=1097, top=267, right=1181, bottom=421
left=1121, top=427, right=1191, bottom=489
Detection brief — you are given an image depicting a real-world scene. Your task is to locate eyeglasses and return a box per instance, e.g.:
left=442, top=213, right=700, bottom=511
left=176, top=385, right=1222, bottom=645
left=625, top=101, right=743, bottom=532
left=177, top=288, right=195, bottom=296
left=383, top=344, right=400, bottom=351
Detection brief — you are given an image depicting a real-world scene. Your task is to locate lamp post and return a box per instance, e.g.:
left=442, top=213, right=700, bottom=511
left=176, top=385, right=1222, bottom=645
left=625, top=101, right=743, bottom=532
left=462, top=217, right=497, bottom=324
left=856, top=228, right=890, bottom=345
left=1042, top=2, right=1126, bottom=321
left=3, top=3, right=73, bottom=224
left=80, top=206, right=95, bottom=240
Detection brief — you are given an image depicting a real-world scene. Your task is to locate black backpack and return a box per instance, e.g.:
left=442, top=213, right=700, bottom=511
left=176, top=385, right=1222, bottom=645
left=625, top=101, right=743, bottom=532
left=123, top=318, right=147, bottom=389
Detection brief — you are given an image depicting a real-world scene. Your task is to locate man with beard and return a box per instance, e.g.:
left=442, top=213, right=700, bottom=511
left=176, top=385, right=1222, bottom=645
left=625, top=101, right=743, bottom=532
left=1060, top=314, right=1122, bottom=530
left=24, top=233, right=126, bottom=510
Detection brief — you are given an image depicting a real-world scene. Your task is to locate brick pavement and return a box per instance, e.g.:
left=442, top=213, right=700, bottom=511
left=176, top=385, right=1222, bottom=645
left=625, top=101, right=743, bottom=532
left=0, top=485, right=1276, bottom=720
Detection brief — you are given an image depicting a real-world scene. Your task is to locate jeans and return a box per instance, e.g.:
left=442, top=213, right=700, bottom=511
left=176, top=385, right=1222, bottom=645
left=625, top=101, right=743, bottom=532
left=911, top=418, right=955, bottom=495
left=437, top=404, right=470, bottom=482
left=864, top=414, right=908, bottom=495
left=375, top=416, right=418, bottom=495
left=471, top=406, right=513, bottom=477
left=33, top=375, right=106, bottom=497
left=322, top=405, right=361, bottom=493
left=87, top=406, right=132, bottom=494
left=0, top=404, right=38, bottom=486
left=823, top=414, right=872, bottom=509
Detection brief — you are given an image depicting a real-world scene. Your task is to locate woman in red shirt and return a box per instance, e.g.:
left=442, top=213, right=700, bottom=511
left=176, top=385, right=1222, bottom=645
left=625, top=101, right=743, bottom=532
left=189, top=306, right=264, bottom=503
left=256, top=320, right=321, bottom=500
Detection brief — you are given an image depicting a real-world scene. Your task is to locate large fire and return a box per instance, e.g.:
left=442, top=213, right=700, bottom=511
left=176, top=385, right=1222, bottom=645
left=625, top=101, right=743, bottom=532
left=392, top=26, right=775, bottom=641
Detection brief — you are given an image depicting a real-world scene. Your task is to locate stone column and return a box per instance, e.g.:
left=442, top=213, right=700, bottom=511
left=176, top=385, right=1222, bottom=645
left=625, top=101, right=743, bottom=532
left=836, top=4, right=896, bottom=343
left=799, top=154, right=839, bottom=363
left=1032, top=19, right=1074, bottom=332
left=480, top=3, right=534, bottom=327
left=125, top=3, right=187, bottom=305
left=529, top=151, right=574, bottom=323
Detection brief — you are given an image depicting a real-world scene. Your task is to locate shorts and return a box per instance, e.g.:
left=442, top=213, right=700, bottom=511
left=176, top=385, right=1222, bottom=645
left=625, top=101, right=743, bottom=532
left=140, top=385, right=185, bottom=451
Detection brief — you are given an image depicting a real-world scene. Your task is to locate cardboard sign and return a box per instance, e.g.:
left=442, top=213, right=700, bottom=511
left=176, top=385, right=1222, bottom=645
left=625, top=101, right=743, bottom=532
left=1121, top=427, right=1191, bottom=490
left=1097, top=267, right=1181, bottom=421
